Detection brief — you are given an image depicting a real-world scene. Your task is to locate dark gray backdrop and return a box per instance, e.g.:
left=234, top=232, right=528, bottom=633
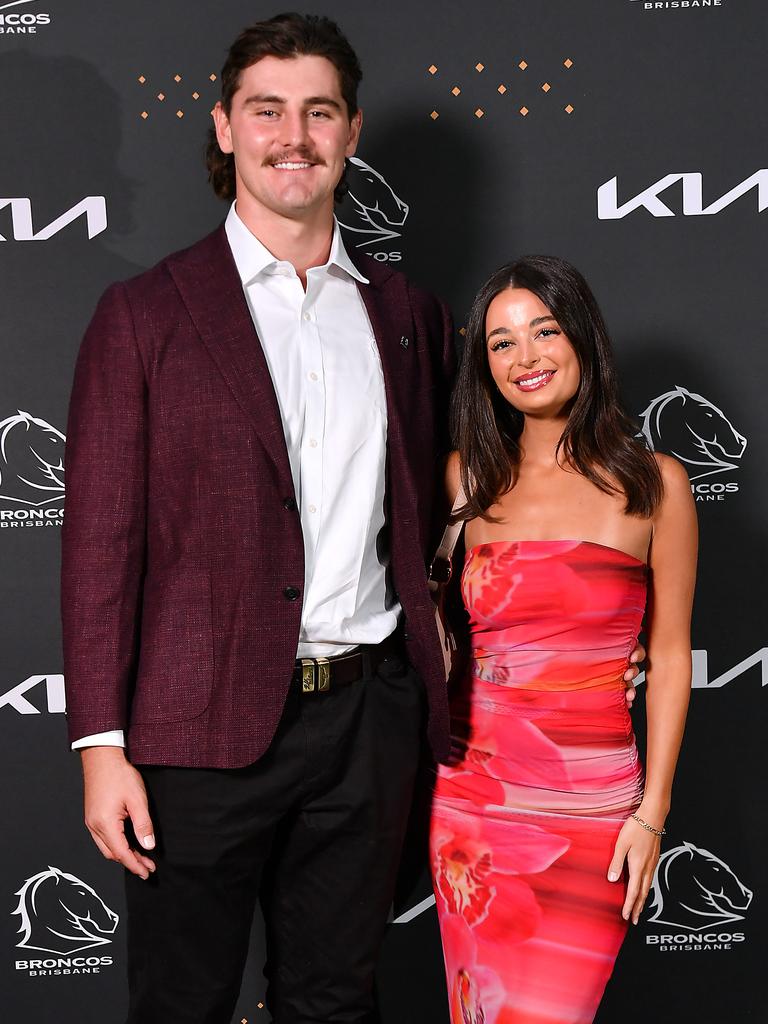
left=1, top=1, right=765, bottom=1021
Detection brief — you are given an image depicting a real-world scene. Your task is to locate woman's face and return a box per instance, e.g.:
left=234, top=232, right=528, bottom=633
left=485, top=287, right=581, bottom=419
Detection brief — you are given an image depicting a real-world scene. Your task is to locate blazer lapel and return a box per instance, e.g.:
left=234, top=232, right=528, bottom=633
left=355, top=262, right=420, bottom=511
left=167, top=227, right=295, bottom=492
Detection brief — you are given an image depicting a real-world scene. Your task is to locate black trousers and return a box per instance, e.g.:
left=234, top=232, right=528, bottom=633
left=125, top=643, right=424, bottom=1024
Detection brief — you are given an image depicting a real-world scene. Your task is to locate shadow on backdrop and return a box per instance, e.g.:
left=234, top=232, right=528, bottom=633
left=340, top=106, right=493, bottom=325
left=0, top=48, right=148, bottom=1024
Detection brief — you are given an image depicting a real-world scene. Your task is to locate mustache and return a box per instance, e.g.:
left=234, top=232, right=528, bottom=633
left=263, top=148, right=324, bottom=166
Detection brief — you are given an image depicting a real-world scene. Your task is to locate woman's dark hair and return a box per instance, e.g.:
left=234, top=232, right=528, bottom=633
left=452, top=255, right=663, bottom=519
left=205, top=12, right=362, bottom=203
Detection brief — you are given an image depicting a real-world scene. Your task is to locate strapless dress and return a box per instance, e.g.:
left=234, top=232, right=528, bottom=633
left=431, top=540, right=646, bottom=1024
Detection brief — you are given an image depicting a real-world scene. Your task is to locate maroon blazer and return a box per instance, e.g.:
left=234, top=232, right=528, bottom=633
left=61, top=226, right=455, bottom=768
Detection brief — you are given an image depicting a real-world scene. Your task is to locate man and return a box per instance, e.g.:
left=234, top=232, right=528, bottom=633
left=63, top=14, right=453, bottom=1024
left=63, top=13, right=641, bottom=1023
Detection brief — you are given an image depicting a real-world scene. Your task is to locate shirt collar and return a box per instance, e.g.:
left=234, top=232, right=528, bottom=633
left=224, top=202, right=369, bottom=286
left=326, top=219, right=369, bottom=284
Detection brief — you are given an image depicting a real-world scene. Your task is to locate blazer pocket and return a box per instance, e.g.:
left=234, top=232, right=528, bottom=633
left=131, top=569, right=214, bottom=723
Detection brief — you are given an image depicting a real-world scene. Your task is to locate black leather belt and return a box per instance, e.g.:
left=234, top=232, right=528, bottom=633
left=292, top=632, right=404, bottom=694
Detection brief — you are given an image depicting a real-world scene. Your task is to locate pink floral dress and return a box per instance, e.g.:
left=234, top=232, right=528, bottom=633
left=431, top=540, right=646, bottom=1024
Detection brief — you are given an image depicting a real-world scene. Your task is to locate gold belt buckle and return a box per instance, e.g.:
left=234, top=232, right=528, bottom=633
left=300, top=657, right=331, bottom=693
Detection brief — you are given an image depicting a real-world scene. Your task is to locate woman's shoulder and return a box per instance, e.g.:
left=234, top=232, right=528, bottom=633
left=651, top=452, right=696, bottom=526
left=652, top=451, right=691, bottom=495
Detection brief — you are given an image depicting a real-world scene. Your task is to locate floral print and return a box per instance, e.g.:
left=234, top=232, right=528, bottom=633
left=431, top=541, right=646, bottom=1024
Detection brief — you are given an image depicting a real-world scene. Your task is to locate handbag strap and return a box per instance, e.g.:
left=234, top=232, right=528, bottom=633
left=428, top=484, right=467, bottom=594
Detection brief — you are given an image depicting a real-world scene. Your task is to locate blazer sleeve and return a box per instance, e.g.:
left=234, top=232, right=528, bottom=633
left=61, top=282, right=148, bottom=745
left=436, top=296, right=457, bottom=459
left=422, top=293, right=457, bottom=557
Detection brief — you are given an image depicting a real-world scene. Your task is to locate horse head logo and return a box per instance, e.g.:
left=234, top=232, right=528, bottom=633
left=639, top=386, right=746, bottom=481
left=12, top=866, right=119, bottom=955
left=648, top=842, right=752, bottom=932
left=337, top=157, right=409, bottom=246
left=0, top=410, right=65, bottom=506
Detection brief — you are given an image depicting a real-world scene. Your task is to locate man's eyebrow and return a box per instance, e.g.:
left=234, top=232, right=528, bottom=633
left=241, top=94, right=343, bottom=113
left=242, top=94, right=286, bottom=106
left=303, top=95, right=343, bottom=111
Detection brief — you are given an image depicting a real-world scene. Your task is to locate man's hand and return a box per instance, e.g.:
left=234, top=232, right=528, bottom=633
left=81, top=747, right=156, bottom=880
left=623, top=642, right=646, bottom=708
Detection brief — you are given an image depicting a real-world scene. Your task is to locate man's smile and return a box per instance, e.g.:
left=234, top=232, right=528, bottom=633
left=271, top=161, right=316, bottom=170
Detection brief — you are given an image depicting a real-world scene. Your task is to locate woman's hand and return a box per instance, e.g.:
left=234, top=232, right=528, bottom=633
left=623, top=640, right=645, bottom=707
left=607, top=813, right=663, bottom=924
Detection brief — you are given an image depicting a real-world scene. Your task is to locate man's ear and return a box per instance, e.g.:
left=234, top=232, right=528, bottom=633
left=345, top=108, right=363, bottom=158
left=212, top=102, right=234, bottom=154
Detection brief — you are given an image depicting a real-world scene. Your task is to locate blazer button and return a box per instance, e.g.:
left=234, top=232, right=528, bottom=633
left=282, top=497, right=296, bottom=511
left=283, top=586, right=300, bottom=601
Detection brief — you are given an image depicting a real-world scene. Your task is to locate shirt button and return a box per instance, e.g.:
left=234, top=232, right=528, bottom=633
left=283, top=586, right=300, bottom=601
left=308, top=504, right=317, bottom=514
left=309, top=371, right=318, bottom=382
left=282, top=497, right=296, bottom=511
left=303, top=312, right=312, bottom=322
left=308, top=438, right=318, bottom=448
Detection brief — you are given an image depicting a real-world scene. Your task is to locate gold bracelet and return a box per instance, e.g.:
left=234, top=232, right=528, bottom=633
left=631, top=812, right=666, bottom=837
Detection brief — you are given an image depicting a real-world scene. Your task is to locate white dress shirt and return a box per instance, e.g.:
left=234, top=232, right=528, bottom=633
left=73, top=204, right=399, bottom=749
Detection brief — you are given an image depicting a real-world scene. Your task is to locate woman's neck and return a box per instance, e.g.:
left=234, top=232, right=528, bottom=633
left=519, top=415, right=569, bottom=469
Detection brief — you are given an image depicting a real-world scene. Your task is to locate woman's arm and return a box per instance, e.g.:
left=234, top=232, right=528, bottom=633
left=639, top=453, right=698, bottom=822
left=608, top=453, right=698, bottom=922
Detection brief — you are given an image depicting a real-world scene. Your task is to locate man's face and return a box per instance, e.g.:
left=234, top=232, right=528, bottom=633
left=213, top=54, right=362, bottom=223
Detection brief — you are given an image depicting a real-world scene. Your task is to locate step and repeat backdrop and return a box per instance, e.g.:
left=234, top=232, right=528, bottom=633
left=1, top=1, right=765, bottom=1021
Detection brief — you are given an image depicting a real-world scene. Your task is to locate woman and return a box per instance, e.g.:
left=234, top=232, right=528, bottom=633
left=430, top=256, right=696, bottom=1024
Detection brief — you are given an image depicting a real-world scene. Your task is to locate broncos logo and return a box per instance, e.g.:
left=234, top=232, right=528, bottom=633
left=337, top=157, right=409, bottom=246
left=12, top=866, right=119, bottom=955
left=648, top=842, right=752, bottom=932
left=639, top=386, right=746, bottom=482
left=0, top=410, right=65, bottom=506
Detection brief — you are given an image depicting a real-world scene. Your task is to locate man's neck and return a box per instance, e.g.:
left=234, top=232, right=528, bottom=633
left=234, top=196, right=335, bottom=288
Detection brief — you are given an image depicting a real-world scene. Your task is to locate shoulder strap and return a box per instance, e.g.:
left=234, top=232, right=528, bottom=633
left=428, top=484, right=467, bottom=593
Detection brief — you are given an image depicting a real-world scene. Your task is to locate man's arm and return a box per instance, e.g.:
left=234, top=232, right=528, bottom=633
left=436, top=296, right=457, bottom=460
left=62, top=282, right=155, bottom=878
